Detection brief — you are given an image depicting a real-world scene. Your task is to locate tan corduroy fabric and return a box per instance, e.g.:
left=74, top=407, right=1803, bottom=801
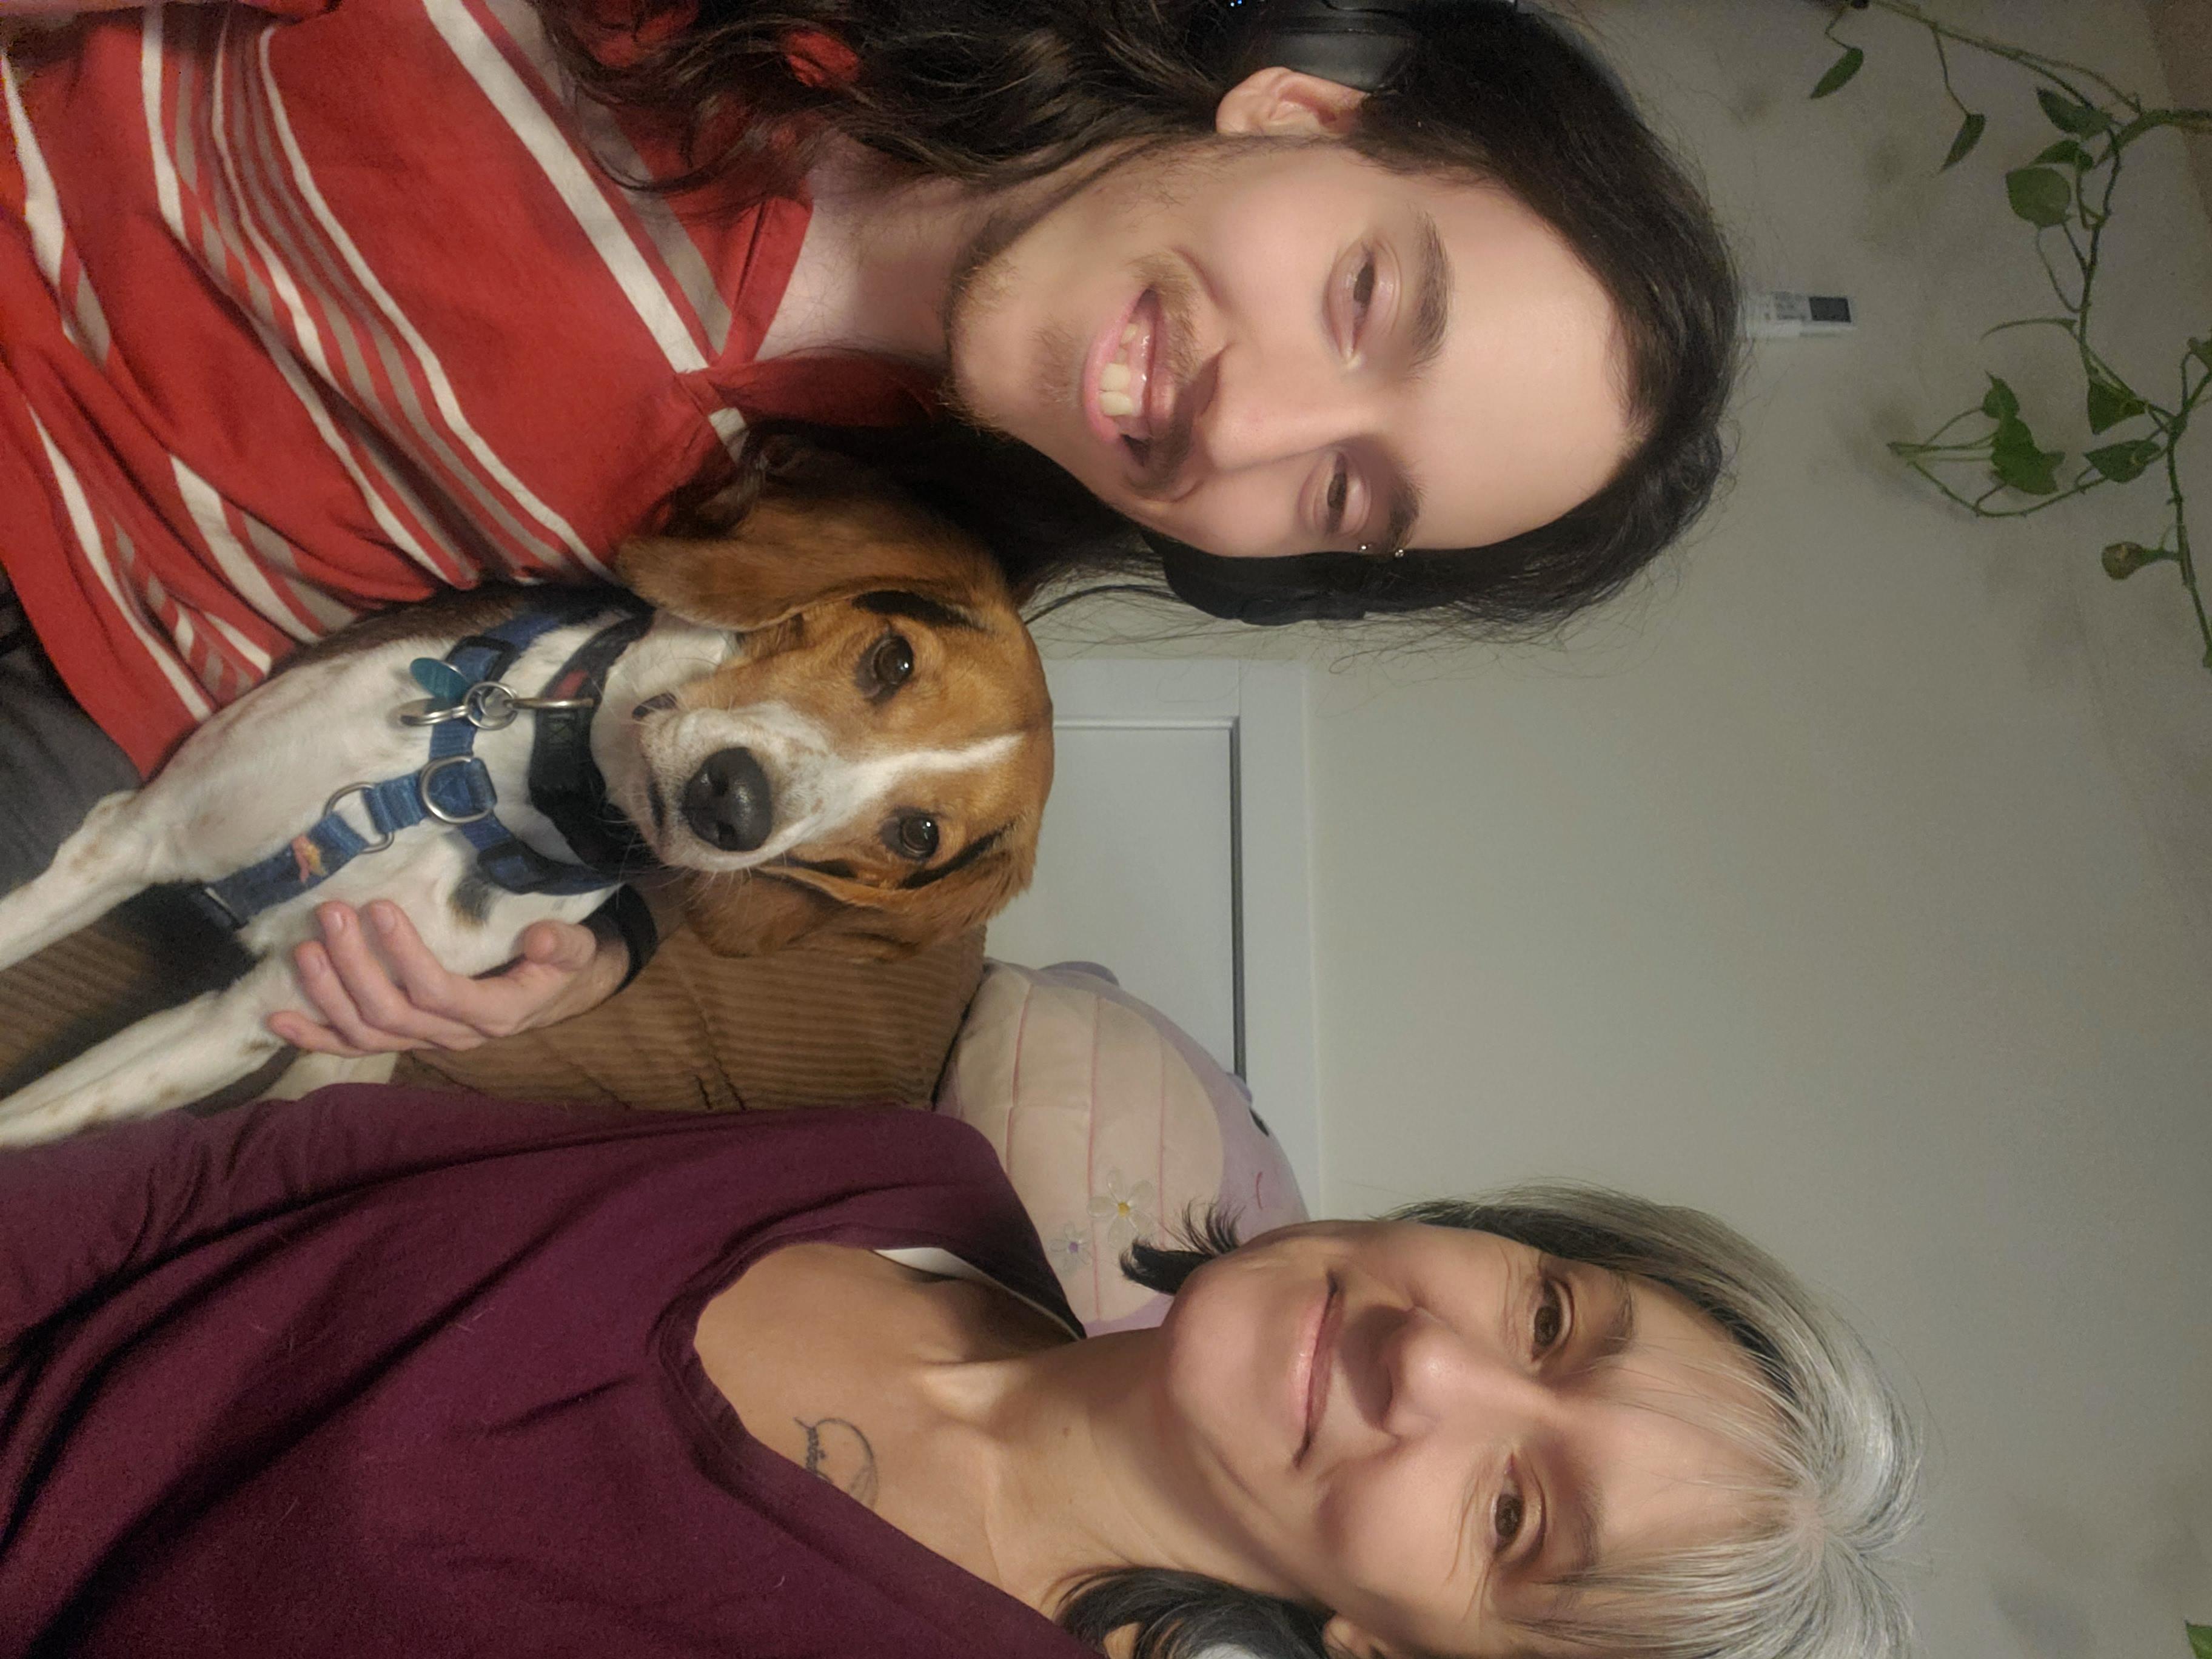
left=392, top=927, right=987, bottom=1112
left=0, top=910, right=985, bottom=1116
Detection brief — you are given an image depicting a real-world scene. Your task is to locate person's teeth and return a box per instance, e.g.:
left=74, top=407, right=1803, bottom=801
left=1099, top=390, right=1136, bottom=417
left=1121, top=324, right=1139, bottom=345
left=1100, top=361, right=1131, bottom=393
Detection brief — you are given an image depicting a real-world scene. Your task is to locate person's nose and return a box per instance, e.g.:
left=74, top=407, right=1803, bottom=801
left=1184, top=338, right=1368, bottom=477
left=1377, top=1306, right=1557, bottom=1443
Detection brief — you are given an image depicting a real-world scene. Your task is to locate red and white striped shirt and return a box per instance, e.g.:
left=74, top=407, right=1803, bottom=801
left=2, top=0, right=925, bottom=773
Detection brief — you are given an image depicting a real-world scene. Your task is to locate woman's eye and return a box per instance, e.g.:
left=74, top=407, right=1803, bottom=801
left=865, top=634, right=915, bottom=694
left=886, top=814, right=939, bottom=860
left=1350, top=255, right=1377, bottom=331
left=1326, top=457, right=1351, bottom=533
left=1492, top=1489, right=1526, bottom=1552
left=1532, top=1276, right=1568, bottom=1356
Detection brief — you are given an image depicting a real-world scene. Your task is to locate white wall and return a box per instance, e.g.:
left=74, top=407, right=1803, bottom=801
left=2146, top=0, right=2212, bottom=220
left=1048, top=1, right=2212, bottom=1654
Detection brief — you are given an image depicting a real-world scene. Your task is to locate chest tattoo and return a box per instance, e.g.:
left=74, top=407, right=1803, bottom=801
left=794, top=1415, right=879, bottom=1507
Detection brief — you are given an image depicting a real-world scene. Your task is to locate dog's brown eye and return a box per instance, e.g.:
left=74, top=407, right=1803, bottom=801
left=886, top=814, right=939, bottom=860
left=865, top=634, right=916, bottom=695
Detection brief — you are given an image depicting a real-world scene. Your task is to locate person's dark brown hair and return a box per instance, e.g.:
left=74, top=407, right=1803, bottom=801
left=540, top=0, right=1740, bottom=631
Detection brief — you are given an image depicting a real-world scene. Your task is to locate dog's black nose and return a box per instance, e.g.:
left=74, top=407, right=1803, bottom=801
left=680, top=748, right=774, bottom=853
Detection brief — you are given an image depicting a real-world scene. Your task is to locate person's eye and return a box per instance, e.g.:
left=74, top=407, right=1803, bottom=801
left=1492, top=1484, right=1527, bottom=1555
left=1348, top=252, right=1378, bottom=344
left=1532, top=1274, right=1570, bottom=1358
left=1325, top=457, right=1351, bottom=532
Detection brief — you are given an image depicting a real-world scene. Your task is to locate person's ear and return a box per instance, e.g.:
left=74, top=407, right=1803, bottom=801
left=1214, top=65, right=1367, bottom=138
left=1320, top=1612, right=1390, bottom=1659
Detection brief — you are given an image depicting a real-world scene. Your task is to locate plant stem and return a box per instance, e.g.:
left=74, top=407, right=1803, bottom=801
left=2033, top=236, right=2079, bottom=310
left=2163, top=438, right=2212, bottom=663
left=1928, top=24, right=1969, bottom=117
left=1837, top=1, right=2211, bottom=674
left=2070, top=146, right=2120, bottom=386
left=1860, top=0, right=2139, bottom=110
left=1908, top=461, right=2108, bottom=519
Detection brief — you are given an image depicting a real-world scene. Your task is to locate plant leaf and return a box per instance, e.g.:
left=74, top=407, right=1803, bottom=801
left=2187, top=1620, right=2212, bottom=1659
left=1991, top=415, right=2062, bottom=494
left=2085, top=378, right=2147, bottom=434
left=1982, top=377, right=2022, bottom=420
left=1942, top=111, right=1988, bottom=170
left=1812, top=47, right=1866, bottom=99
left=2102, top=541, right=2158, bottom=579
left=2036, top=88, right=2108, bottom=134
left=2084, top=438, right=2160, bottom=482
left=2193, top=338, right=2212, bottom=370
left=2033, top=138, right=2096, bottom=168
left=2006, top=167, right=2075, bottom=227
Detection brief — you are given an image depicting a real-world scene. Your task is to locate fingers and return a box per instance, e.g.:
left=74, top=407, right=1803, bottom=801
left=517, top=917, right=602, bottom=973
left=268, top=994, right=369, bottom=1057
left=280, top=904, right=489, bottom=1054
left=383, top=912, right=601, bottom=1035
left=264, top=903, right=609, bottom=1055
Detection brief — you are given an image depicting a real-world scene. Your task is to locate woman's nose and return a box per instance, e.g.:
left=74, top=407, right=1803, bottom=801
left=1379, top=1307, right=1555, bottom=1440
left=1185, top=341, right=1365, bottom=476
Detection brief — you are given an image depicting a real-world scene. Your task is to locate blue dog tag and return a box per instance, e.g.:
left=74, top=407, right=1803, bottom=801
left=410, top=657, right=472, bottom=704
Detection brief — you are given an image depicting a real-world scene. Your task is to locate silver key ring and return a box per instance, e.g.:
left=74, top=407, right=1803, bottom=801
left=512, top=694, right=598, bottom=712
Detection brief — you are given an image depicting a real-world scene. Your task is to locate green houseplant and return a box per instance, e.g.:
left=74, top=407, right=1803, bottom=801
left=1808, top=0, right=2212, bottom=674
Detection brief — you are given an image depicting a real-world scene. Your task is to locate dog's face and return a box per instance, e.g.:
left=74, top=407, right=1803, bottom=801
left=612, top=471, right=1053, bottom=960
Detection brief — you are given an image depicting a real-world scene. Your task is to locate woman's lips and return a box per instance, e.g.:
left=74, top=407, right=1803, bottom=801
left=1295, top=1273, right=1341, bottom=1467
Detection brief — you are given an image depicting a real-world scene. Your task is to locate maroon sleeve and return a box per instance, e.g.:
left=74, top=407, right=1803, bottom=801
left=0, top=1087, right=614, bottom=1348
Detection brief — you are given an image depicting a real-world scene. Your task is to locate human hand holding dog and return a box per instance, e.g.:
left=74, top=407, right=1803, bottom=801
left=267, top=901, right=624, bottom=1057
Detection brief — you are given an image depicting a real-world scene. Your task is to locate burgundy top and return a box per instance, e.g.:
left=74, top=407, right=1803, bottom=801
left=0, top=1088, right=1098, bottom=1658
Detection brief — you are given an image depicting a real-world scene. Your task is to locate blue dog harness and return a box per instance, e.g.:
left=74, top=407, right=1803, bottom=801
left=193, top=594, right=655, bottom=931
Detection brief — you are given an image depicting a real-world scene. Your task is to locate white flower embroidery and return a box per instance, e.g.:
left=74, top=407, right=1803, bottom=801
left=1088, top=1171, right=1158, bottom=1250
left=1047, top=1224, right=1093, bottom=1281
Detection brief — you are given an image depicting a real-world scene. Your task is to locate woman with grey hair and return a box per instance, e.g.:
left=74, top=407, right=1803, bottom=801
left=0, top=1087, right=1918, bottom=1659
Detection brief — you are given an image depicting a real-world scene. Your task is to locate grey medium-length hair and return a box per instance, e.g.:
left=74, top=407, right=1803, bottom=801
left=1059, top=1184, right=1922, bottom=1659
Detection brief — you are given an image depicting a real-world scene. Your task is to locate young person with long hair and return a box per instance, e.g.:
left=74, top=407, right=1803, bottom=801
left=0, top=1085, right=1917, bottom=1659
left=0, top=0, right=1735, bottom=1034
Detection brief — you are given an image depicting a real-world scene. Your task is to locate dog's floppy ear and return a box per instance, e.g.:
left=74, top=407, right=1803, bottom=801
left=683, top=834, right=1040, bottom=962
left=809, top=831, right=1041, bottom=962
left=680, top=870, right=853, bottom=959
left=617, top=486, right=1006, bottom=635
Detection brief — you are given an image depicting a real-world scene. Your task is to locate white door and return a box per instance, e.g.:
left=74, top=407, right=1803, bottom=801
left=984, top=660, right=1321, bottom=1202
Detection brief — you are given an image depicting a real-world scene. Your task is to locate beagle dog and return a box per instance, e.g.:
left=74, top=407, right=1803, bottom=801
left=0, top=461, right=1053, bottom=1144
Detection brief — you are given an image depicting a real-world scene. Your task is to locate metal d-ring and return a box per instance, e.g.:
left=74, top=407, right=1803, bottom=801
left=462, top=682, right=520, bottom=730
left=417, top=755, right=494, bottom=825
left=323, top=781, right=397, bottom=854
left=396, top=698, right=472, bottom=728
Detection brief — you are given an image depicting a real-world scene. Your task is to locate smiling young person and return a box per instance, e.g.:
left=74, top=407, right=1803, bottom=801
left=0, top=1088, right=1918, bottom=1659
left=548, top=0, right=1741, bottom=627
left=0, top=0, right=1733, bottom=1029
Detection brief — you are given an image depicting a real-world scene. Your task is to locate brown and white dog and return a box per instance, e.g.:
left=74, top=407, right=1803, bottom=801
left=0, top=460, right=1053, bottom=1144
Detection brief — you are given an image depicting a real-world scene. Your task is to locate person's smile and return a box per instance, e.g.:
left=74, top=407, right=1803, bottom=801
left=1293, top=1270, right=1342, bottom=1468
left=946, top=126, right=1634, bottom=562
